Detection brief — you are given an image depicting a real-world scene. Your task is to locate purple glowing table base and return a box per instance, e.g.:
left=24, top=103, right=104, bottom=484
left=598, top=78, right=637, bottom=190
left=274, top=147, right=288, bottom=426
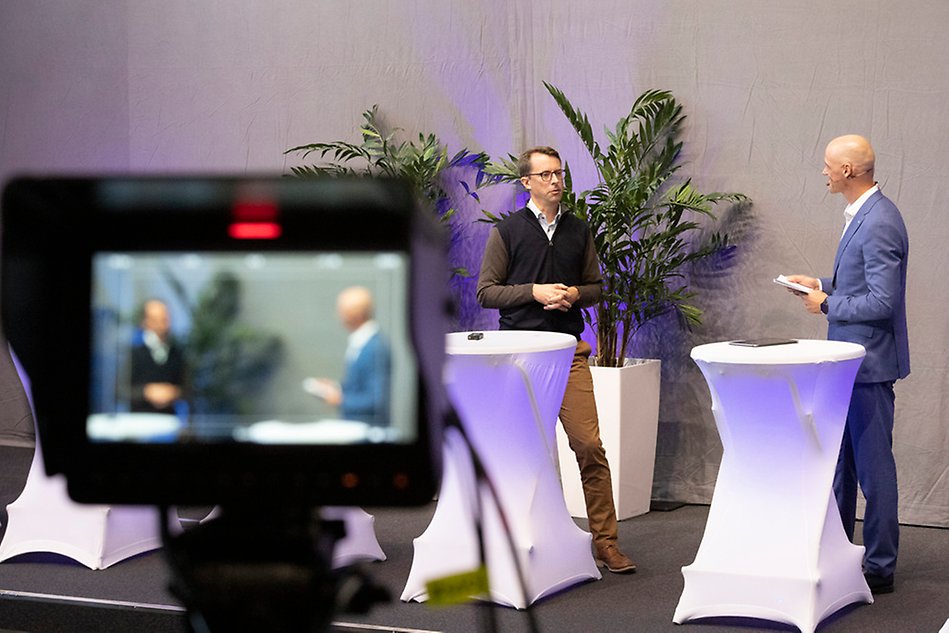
left=674, top=340, right=872, bottom=633
left=401, top=331, right=600, bottom=608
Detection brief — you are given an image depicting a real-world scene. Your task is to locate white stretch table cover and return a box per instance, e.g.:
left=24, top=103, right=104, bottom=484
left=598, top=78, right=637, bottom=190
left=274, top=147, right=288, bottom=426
left=674, top=339, right=872, bottom=633
left=238, top=419, right=377, bottom=444
left=0, top=436, right=163, bottom=569
left=322, top=507, right=386, bottom=568
left=0, top=355, right=162, bottom=569
left=402, top=331, right=600, bottom=608
left=87, top=412, right=184, bottom=442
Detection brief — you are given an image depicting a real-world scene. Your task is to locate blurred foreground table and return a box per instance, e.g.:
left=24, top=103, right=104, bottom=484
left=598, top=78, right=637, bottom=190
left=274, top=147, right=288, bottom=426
left=674, top=339, right=872, bottom=633
left=402, top=331, right=599, bottom=608
left=0, top=357, right=163, bottom=569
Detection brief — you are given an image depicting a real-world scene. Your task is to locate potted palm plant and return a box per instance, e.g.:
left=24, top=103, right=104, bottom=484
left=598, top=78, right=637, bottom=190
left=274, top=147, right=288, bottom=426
left=486, top=83, right=747, bottom=518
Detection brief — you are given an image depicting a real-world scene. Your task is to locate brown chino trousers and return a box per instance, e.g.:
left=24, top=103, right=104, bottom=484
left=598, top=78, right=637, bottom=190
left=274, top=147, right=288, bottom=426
left=559, top=340, right=618, bottom=548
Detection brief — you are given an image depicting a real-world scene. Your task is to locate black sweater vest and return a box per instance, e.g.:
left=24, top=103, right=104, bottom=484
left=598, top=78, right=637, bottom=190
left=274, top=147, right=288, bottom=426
left=495, top=207, right=591, bottom=338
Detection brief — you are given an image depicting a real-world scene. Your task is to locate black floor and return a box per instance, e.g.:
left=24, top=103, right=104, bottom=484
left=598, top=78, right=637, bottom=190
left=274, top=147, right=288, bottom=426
left=0, top=444, right=946, bottom=633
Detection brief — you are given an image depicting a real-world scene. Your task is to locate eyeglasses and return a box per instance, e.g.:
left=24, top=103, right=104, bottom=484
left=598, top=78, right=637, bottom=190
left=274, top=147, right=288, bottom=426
left=524, top=169, right=565, bottom=183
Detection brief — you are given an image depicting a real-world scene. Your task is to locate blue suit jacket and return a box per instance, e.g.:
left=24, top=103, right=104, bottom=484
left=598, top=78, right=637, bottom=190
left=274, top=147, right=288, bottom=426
left=820, top=190, right=910, bottom=383
left=339, top=332, right=391, bottom=426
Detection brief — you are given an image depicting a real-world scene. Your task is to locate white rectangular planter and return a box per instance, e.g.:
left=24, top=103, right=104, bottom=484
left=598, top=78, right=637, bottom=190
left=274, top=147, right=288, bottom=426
left=556, top=358, right=661, bottom=520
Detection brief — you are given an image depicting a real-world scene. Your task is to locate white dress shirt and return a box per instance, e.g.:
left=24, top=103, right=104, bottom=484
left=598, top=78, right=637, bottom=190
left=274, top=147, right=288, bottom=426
left=527, top=199, right=562, bottom=242
left=345, top=320, right=379, bottom=363
left=841, top=184, right=879, bottom=238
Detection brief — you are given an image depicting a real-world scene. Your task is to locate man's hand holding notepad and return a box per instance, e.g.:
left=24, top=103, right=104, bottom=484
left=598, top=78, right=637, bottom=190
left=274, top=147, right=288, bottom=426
left=774, top=274, right=814, bottom=295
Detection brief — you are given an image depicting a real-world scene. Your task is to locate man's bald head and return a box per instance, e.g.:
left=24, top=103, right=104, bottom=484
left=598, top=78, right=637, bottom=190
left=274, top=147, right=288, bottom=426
left=336, top=286, right=374, bottom=332
left=826, top=134, right=875, bottom=179
left=823, top=135, right=877, bottom=202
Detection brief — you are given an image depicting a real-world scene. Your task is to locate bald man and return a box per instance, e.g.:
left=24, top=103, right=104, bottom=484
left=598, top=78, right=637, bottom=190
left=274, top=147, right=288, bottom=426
left=787, top=135, right=909, bottom=594
left=306, top=286, right=391, bottom=427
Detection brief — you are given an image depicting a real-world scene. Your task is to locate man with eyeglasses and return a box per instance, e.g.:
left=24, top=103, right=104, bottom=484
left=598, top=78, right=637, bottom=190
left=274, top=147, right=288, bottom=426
left=476, top=146, right=637, bottom=574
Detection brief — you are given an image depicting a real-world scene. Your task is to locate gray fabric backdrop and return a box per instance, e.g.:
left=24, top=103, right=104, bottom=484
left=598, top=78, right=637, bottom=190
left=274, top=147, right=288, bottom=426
left=1, top=0, right=946, bottom=527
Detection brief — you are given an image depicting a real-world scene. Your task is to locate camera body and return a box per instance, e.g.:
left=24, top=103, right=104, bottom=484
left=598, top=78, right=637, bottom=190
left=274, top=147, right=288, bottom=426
left=1, top=176, right=447, bottom=507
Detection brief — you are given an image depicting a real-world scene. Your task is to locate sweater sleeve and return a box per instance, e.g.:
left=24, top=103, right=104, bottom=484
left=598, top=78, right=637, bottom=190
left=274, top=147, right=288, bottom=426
left=476, top=227, right=535, bottom=309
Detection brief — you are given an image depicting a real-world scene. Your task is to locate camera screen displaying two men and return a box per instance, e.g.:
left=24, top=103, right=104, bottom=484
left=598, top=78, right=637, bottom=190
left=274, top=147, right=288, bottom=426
left=89, top=250, right=418, bottom=446
left=2, top=176, right=444, bottom=505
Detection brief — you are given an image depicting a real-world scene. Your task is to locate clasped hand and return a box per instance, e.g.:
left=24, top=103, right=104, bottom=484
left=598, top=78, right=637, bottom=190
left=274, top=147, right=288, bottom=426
left=143, top=382, right=181, bottom=408
left=533, top=283, right=576, bottom=312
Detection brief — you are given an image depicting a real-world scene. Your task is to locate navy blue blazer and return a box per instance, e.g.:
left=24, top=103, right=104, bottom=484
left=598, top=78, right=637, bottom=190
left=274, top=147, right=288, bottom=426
left=820, top=189, right=910, bottom=383
left=339, top=331, right=391, bottom=426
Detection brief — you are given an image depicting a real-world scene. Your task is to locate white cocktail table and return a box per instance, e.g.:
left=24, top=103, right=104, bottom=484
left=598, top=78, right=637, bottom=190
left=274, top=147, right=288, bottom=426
left=674, top=339, right=872, bottom=632
left=401, top=331, right=600, bottom=608
left=0, top=354, right=163, bottom=569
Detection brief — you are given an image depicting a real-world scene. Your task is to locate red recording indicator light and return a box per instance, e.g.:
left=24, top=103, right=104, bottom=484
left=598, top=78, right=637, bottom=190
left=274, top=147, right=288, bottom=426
left=228, top=222, right=282, bottom=239
left=230, top=199, right=281, bottom=240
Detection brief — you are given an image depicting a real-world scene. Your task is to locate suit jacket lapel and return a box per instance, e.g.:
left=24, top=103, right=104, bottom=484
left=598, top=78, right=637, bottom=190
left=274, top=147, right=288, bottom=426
left=833, top=190, right=883, bottom=281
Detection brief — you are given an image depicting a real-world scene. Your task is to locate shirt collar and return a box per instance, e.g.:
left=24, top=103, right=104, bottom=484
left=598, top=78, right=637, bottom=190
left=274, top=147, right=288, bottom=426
left=844, top=183, right=880, bottom=224
left=142, top=329, right=169, bottom=365
left=346, top=320, right=378, bottom=360
left=527, top=199, right=561, bottom=229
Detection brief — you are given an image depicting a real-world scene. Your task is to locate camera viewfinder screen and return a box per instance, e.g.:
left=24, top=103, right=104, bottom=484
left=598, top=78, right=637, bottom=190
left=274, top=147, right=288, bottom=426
left=89, top=251, right=417, bottom=446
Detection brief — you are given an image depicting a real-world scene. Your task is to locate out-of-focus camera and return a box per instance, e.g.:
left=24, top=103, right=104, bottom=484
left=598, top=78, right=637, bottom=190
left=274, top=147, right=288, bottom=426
left=1, top=175, right=447, bottom=508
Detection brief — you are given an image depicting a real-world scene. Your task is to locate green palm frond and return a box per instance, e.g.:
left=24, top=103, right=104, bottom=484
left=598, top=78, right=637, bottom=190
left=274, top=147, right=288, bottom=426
left=536, top=84, right=751, bottom=366
left=285, top=106, right=491, bottom=278
left=544, top=81, right=602, bottom=164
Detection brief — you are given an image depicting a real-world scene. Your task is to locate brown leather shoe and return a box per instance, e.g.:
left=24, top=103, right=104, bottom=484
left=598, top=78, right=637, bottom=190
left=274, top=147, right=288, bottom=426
left=595, top=544, right=637, bottom=574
